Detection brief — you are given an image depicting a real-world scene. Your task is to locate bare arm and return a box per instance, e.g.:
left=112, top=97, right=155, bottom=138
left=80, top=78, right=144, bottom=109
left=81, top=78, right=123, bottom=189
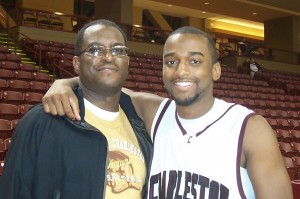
left=42, top=78, right=165, bottom=134
left=42, top=77, right=80, bottom=120
left=122, top=88, right=164, bottom=134
left=243, top=115, right=292, bottom=199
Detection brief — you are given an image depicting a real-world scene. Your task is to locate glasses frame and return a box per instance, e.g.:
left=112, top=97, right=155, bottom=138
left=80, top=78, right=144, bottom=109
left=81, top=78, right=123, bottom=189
left=77, top=45, right=129, bottom=58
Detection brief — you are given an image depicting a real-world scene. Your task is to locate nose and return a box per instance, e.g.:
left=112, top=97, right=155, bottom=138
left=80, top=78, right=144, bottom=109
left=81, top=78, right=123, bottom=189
left=103, top=49, right=115, bottom=62
left=176, top=61, right=190, bottom=77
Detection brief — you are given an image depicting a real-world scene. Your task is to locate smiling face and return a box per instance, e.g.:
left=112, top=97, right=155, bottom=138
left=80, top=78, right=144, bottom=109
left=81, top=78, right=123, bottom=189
left=74, top=24, right=129, bottom=96
left=163, top=33, right=221, bottom=106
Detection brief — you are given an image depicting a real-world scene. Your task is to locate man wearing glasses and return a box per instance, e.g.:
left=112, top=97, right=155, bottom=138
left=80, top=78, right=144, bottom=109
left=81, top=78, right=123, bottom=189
left=0, top=19, right=152, bottom=199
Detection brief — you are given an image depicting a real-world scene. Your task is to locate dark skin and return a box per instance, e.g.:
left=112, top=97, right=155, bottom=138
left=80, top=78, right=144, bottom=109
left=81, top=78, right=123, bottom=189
left=43, top=33, right=293, bottom=199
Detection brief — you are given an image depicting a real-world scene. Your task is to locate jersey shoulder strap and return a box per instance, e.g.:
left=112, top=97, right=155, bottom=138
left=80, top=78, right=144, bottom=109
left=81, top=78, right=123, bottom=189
left=153, top=99, right=172, bottom=143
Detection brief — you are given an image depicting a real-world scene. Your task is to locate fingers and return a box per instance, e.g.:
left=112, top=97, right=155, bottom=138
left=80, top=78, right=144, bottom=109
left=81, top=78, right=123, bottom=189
left=69, top=97, right=81, bottom=120
left=42, top=79, right=80, bottom=120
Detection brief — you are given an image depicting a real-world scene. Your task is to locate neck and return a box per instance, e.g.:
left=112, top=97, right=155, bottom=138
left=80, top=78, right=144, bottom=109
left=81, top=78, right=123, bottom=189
left=81, top=86, right=121, bottom=112
left=176, top=95, right=215, bottom=119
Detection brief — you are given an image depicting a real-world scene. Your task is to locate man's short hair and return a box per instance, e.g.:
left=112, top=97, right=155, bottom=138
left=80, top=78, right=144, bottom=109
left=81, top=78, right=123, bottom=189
left=168, top=26, right=218, bottom=64
left=74, top=19, right=128, bottom=56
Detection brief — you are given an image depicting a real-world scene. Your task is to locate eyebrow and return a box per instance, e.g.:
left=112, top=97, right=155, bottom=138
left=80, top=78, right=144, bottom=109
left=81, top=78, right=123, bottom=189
left=164, top=51, right=205, bottom=58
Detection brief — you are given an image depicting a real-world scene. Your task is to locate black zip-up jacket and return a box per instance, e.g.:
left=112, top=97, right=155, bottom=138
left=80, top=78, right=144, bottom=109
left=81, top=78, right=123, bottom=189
left=0, top=87, right=153, bottom=199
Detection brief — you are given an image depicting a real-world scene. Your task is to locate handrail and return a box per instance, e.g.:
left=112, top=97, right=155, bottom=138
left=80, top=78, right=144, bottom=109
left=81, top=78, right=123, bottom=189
left=0, top=10, right=10, bottom=48
left=52, top=54, right=75, bottom=78
left=15, top=31, right=42, bottom=67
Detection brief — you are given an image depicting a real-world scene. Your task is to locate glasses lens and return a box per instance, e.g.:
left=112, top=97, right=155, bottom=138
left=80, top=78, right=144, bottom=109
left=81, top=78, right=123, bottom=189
left=86, top=46, right=105, bottom=57
left=111, top=46, right=128, bottom=56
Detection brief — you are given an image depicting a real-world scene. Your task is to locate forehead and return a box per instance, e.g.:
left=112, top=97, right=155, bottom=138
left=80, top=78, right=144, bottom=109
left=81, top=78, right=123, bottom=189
left=82, top=25, right=125, bottom=46
left=164, top=33, right=209, bottom=56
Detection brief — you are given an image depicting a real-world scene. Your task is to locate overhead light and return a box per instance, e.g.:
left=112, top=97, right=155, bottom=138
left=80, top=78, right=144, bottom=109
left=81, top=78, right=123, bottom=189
left=202, top=11, right=206, bottom=14
left=54, top=12, right=63, bottom=15
left=252, top=12, right=257, bottom=15
left=204, top=2, right=210, bottom=5
left=168, top=4, right=173, bottom=7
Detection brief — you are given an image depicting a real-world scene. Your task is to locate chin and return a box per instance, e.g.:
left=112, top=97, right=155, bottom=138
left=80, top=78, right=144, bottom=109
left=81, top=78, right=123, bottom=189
left=173, top=95, right=198, bottom=106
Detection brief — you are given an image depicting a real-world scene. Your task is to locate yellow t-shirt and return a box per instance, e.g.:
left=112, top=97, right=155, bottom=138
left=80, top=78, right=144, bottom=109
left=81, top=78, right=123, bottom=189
left=84, top=105, right=146, bottom=199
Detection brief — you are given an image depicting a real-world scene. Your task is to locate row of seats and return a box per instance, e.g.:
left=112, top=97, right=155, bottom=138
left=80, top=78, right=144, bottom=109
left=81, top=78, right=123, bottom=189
left=0, top=92, right=44, bottom=105
left=0, top=53, right=22, bottom=62
left=214, top=89, right=290, bottom=100
left=0, top=103, right=32, bottom=120
left=218, top=76, right=269, bottom=87
left=22, top=9, right=64, bottom=30
left=130, top=61, right=162, bottom=72
left=280, top=142, right=300, bottom=157
left=0, top=80, right=51, bottom=93
left=276, top=130, right=300, bottom=143
left=128, top=51, right=163, bottom=59
left=0, top=61, right=37, bottom=71
left=219, top=96, right=299, bottom=111
left=0, top=69, right=53, bottom=82
left=266, top=118, right=300, bottom=130
left=256, top=109, right=300, bottom=119
left=21, top=38, right=74, bottom=49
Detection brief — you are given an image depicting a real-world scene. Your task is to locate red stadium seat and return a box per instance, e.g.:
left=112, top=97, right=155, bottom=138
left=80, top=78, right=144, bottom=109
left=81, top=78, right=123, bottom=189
left=0, top=53, right=6, bottom=61
left=291, top=143, right=300, bottom=156
left=0, top=119, right=12, bottom=138
left=19, top=104, right=33, bottom=116
left=0, top=45, right=10, bottom=54
left=276, top=129, right=292, bottom=142
left=123, top=81, right=136, bottom=90
left=276, top=118, right=291, bottom=130
left=0, top=79, right=7, bottom=90
left=152, top=83, right=165, bottom=92
left=19, top=63, right=37, bottom=72
left=33, top=72, right=52, bottom=82
left=14, top=71, right=33, bottom=80
left=0, top=69, right=14, bottom=79
left=0, top=61, right=19, bottom=70
left=278, top=142, right=296, bottom=157
left=0, top=103, right=19, bottom=120
left=29, top=81, right=48, bottom=93
left=265, top=109, right=278, bottom=118
left=24, top=92, right=43, bottom=104
left=7, top=80, right=30, bottom=92
left=1, top=91, right=24, bottom=104
left=290, top=130, right=300, bottom=142
left=276, top=110, right=289, bottom=118
left=5, top=54, right=21, bottom=62
left=265, top=118, right=278, bottom=130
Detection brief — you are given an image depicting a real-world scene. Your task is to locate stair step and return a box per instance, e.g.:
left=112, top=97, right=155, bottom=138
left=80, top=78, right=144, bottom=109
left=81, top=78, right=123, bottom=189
left=21, top=57, right=31, bottom=60
left=21, top=60, right=37, bottom=65
left=0, top=41, right=15, bottom=45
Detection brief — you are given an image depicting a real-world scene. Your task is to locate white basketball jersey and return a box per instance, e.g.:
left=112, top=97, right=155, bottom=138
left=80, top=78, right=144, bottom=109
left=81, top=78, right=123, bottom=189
left=148, top=98, right=256, bottom=199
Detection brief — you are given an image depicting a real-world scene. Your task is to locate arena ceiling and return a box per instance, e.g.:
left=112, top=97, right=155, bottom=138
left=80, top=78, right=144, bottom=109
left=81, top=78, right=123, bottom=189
left=134, top=0, right=300, bottom=27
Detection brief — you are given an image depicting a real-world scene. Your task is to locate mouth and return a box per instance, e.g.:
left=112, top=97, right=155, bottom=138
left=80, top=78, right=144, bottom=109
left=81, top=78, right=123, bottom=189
left=174, top=80, right=194, bottom=88
left=96, top=65, right=119, bottom=72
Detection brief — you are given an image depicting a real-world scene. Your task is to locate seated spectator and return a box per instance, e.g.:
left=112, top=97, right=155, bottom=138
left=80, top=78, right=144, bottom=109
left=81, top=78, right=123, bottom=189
left=247, top=58, right=261, bottom=79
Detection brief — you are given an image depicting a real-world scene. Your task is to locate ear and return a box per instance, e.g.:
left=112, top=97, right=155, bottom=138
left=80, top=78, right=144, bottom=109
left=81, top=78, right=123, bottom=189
left=212, top=61, right=221, bottom=81
left=73, top=56, right=80, bottom=75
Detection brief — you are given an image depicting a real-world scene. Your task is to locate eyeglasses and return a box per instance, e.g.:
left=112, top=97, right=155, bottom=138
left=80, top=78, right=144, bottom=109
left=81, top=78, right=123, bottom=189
left=78, top=45, right=129, bottom=57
